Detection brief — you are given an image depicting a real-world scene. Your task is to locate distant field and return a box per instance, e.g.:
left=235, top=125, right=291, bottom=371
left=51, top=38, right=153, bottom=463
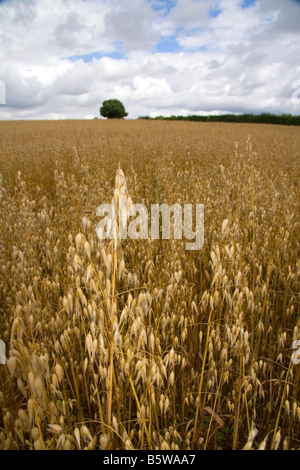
left=0, top=120, right=299, bottom=450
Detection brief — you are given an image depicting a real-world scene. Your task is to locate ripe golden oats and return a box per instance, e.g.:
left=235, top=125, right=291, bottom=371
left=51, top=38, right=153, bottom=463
left=0, top=120, right=299, bottom=450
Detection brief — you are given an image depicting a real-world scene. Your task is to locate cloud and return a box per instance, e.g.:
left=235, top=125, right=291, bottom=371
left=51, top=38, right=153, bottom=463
left=104, top=0, right=159, bottom=51
left=0, top=0, right=300, bottom=119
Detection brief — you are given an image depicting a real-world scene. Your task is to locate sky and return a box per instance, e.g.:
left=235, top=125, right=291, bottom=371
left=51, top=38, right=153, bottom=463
left=0, top=0, right=300, bottom=119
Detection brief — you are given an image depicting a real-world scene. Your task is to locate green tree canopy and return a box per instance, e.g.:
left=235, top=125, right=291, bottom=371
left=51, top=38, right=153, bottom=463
left=100, top=99, right=128, bottom=119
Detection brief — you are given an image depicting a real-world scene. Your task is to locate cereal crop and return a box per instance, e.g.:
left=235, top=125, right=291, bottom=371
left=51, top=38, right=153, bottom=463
left=0, top=120, right=299, bottom=450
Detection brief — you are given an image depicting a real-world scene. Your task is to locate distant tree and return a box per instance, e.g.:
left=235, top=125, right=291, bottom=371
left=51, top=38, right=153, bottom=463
left=100, top=99, right=128, bottom=119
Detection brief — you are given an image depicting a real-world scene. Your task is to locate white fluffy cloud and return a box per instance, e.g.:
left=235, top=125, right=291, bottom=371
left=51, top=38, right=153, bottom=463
left=0, top=0, right=300, bottom=119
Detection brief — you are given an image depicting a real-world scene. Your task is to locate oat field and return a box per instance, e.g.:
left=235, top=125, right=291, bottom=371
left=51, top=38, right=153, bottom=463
left=0, top=120, right=299, bottom=450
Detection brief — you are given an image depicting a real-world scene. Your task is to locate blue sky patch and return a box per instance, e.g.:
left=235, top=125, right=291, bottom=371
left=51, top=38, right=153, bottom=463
left=67, top=50, right=125, bottom=63
left=209, top=6, right=222, bottom=18
left=155, top=34, right=181, bottom=53
left=147, top=0, right=177, bottom=16
left=240, top=0, right=257, bottom=8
